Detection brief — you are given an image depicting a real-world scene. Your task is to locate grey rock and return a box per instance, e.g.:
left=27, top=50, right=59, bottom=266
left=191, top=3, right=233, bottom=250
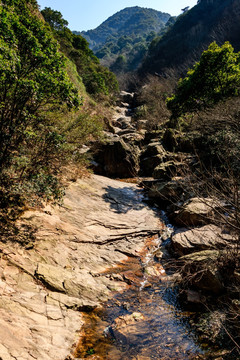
left=142, top=142, right=166, bottom=158
left=94, top=138, right=140, bottom=178
left=173, top=197, right=223, bottom=226
left=140, top=155, right=163, bottom=176
left=148, top=179, right=184, bottom=204
left=153, top=160, right=184, bottom=180
left=180, top=250, right=224, bottom=294
left=171, top=225, right=234, bottom=256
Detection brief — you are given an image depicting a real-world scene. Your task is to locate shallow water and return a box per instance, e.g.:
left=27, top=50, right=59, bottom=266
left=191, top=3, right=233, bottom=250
left=74, top=226, right=221, bottom=360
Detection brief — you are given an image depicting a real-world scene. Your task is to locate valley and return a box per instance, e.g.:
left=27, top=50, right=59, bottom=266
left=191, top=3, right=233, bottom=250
left=0, top=0, right=239, bottom=359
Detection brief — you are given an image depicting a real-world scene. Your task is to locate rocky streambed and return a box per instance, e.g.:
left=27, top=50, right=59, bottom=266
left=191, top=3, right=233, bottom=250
left=0, top=175, right=164, bottom=360
left=1, top=92, right=239, bottom=360
left=0, top=174, right=234, bottom=360
left=85, top=91, right=240, bottom=359
left=73, top=224, right=208, bottom=360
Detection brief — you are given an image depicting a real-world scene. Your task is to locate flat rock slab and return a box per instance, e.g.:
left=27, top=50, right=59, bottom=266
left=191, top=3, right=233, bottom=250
left=171, top=224, right=234, bottom=256
left=0, top=175, right=161, bottom=360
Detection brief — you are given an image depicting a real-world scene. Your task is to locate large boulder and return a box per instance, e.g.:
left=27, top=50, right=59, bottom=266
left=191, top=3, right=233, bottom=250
left=142, top=129, right=164, bottom=145
left=93, top=138, right=140, bottom=178
left=153, top=160, right=184, bottom=180
left=115, top=116, right=132, bottom=130
left=120, top=132, right=145, bottom=144
left=140, top=155, right=163, bottom=175
left=148, top=179, right=185, bottom=206
left=172, top=197, right=223, bottom=226
left=171, top=225, right=234, bottom=257
left=140, top=142, right=167, bottom=176
left=142, top=142, right=166, bottom=158
left=162, top=128, right=178, bottom=151
left=180, top=250, right=224, bottom=294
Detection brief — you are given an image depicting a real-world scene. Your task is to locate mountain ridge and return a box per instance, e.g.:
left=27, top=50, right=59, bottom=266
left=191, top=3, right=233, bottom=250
left=74, top=6, right=171, bottom=74
left=75, top=6, right=171, bottom=51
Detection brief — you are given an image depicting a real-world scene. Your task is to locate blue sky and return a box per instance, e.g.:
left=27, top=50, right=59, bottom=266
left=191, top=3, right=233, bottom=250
left=37, top=0, right=198, bottom=31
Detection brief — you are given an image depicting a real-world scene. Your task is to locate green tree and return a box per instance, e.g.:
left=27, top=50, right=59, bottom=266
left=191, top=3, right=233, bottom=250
left=167, top=42, right=240, bottom=118
left=41, top=7, right=68, bottom=31
left=0, top=0, right=79, bottom=202
left=42, top=7, right=118, bottom=97
left=110, top=55, right=127, bottom=73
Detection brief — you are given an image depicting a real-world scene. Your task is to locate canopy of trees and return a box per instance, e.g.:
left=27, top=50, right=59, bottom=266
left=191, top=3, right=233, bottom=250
left=79, top=7, right=170, bottom=51
left=167, top=42, right=240, bottom=118
left=42, top=7, right=118, bottom=96
left=41, top=7, right=68, bottom=31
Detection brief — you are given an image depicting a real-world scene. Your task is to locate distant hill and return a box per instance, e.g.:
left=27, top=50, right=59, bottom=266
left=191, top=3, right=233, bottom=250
left=74, top=7, right=172, bottom=73
left=77, top=7, right=171, bottom=51
left=140, top=0, right=240, bottom=76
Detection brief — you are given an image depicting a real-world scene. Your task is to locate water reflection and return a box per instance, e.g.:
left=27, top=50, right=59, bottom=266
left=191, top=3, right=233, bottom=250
left=74, top=235, right=209, bottom=360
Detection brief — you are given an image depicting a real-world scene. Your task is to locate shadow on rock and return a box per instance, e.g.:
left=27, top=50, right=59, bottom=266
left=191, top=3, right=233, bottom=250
left=103, top=185, right=146, bottom=214
left=0, top=214, right=37, bottom=246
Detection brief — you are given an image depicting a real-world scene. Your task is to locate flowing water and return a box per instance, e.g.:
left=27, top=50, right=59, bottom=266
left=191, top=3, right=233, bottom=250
left=73, top=216, right=225, bottom=360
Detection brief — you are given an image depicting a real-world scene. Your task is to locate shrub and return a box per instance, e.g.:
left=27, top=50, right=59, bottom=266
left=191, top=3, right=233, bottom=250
left=167, top=42, right=240, bottom=118
left=0, top=0, right=79, bottom=206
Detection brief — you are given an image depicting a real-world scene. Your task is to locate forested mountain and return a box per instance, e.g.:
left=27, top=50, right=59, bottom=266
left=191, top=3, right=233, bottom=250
left=140, top=0, right=240, bottom=76
left=78, top=7, right=171, bottom=51
left=75, top=7, right=172, bottom=73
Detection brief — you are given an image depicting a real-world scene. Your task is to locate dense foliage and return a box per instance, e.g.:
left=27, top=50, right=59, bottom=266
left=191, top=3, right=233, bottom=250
left=41, top=6, right=68, bottom=31
left=97, top=34, right=152, bottom=73
left=167, top=42, right=240, bottom=118
left=42, top=8, right=118, bottom=96
left=0, top=0, right=114, bottom=213
left=76, top=7, right=172, bottom=74
left=163, top=40, right=240, bottom=329
left=0, top=0, right=81, bottom=205
left=165, top=41, right=240, bottom=224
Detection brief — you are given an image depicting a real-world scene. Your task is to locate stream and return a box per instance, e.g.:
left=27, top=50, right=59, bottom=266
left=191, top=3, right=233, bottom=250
left=68, top=94, right=237, bottom=360
left=73, top=212, right=218, bottom=360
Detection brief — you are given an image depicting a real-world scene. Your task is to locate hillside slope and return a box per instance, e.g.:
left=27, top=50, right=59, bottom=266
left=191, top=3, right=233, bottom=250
left=78, top=7, right=171, bottom=51
left=140, top=0, right=240, bottom=76
left=75, top=7, right=171, bottom=74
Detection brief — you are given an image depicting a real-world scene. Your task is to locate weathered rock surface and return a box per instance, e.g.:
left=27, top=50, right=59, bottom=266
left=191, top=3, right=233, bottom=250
left=94, top=138, right=140, bottom=178
left=0, top=175, right=161, bottom=360
left=153, top=160, right=184, bottom=180
left=140, top=155, right=163, bottom=175
left=171, top=225, right=234, bottom=256
left=116, top=90, right=135, bottom=107
left=147, top=179, right=185, bottom=205
left=172, top=197, right=223, bottom=226
left=141, top=142, right=166, bottom=159
left=179, top=250, right=224, bottom=294
left=93, top=98, right=145, bottom=178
